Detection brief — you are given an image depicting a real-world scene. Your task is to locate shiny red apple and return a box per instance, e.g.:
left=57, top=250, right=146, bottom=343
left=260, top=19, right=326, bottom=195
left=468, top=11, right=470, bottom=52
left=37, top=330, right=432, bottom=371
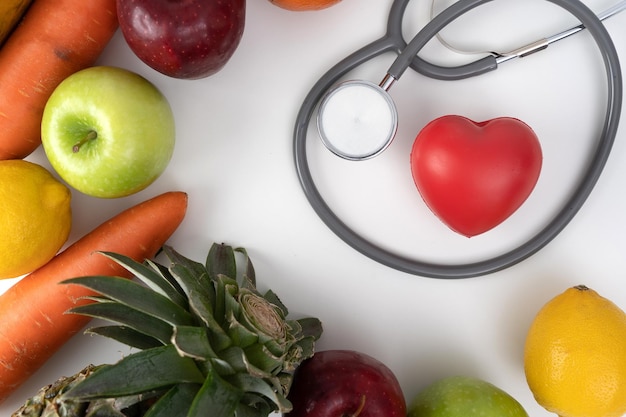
left=286, top=350, right=407, bottom=417
left=116, top=0, right=245, bottom=79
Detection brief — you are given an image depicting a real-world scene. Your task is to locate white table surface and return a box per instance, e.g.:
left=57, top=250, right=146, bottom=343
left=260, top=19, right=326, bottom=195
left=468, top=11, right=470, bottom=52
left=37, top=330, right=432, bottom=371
left=2, top=0, right=625, bottom=415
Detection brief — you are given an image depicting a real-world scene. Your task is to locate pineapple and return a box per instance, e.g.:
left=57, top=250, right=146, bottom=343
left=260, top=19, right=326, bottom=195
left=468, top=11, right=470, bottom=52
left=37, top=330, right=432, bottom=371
left=13, top=243, right=322, bottom=417
left=12, top=364, right=159, bottom=417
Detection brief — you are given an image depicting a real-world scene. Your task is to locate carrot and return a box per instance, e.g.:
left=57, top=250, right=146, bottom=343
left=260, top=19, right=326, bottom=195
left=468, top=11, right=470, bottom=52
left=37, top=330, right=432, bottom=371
left=0, top=0, right=118, bottom=160
left=0, top=191, right=188, bottom=404
left=0, top=0, right=33, bottom=47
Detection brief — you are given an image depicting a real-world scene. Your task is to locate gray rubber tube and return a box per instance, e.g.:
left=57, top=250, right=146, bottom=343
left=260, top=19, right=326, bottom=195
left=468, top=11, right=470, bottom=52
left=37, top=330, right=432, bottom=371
left=293, top=0, right=623, bottom=279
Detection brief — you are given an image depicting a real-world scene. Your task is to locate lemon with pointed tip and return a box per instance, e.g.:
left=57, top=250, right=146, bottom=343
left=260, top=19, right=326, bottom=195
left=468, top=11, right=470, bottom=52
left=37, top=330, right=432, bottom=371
left=0, top=160, right=72, bottom=278
left=524, top=285, right=626, bottom=417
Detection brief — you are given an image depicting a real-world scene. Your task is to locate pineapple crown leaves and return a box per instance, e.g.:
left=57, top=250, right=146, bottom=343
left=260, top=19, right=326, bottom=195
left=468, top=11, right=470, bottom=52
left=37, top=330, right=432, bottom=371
left=59, top=243, right=323, bottom=417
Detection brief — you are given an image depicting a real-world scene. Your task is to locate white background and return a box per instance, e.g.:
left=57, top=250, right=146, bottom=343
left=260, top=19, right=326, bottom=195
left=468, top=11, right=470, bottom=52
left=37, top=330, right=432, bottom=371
left=1, top=0, right=626, bottom=415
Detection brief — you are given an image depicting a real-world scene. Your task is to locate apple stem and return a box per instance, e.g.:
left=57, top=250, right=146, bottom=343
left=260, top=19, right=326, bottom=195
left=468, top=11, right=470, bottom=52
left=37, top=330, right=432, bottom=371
left=350, top=395, right=367, bottom=417
left=72, top=130, right=98, bottom=153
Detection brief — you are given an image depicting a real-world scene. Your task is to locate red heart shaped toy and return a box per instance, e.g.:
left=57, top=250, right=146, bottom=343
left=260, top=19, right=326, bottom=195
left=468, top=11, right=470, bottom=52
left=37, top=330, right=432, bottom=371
left=410, top=115, right=542, bottom=237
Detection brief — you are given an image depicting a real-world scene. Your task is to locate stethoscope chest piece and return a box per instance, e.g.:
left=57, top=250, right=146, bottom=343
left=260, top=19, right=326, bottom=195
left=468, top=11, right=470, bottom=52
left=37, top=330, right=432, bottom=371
left=317, top=80, right=398, bottom=160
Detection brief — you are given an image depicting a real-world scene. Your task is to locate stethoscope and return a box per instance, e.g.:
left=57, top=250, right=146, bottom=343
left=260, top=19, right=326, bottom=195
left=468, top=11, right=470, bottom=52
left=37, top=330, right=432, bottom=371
left=293, top=0, right=624, bottom=279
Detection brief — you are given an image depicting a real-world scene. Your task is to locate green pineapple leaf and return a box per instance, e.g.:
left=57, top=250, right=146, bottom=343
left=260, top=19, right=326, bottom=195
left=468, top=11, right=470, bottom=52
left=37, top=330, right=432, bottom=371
left=85, top=325, right=162, bottom=350
left=98, top=252, right=189, bottom=309
left=163, top=246, right=214, bottom=301
left=146, top=258, right=188, bottom=300
left=64, top=346, right=205, bottom=400
left=63, top=276, right=194, bottom=327
left=69, top=301, right=173, bottom=345
left=228, top=373, right=293, bottom=413
left=142, top=383, right=199, bottom=417
left=171, top=325, right=218, bottom=360
left=162, top=248, right=233, bottom=352
left=217, top=345, right=273, bottom=380
left=242, top=343, right=283, bottom=375
left=206, top=243, right=237, bottom=281
left=188, top=366, right=242, bottom=417
left=226, top=316, right=260, bottom=349
left=234, top=246, right=256, bottom=288
left=295, top=317, right=324, bottom=340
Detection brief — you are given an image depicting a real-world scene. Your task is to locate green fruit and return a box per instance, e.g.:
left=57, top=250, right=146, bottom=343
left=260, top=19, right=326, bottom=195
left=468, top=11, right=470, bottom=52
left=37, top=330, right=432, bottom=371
left=41, top=66, right=175, bottom=198
left=407, top=376, right=528, bottom=417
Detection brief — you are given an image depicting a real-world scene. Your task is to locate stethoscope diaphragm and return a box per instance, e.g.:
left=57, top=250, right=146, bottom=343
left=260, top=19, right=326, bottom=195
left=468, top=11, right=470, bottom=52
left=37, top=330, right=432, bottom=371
left=317, top=80, right=398, bottom=160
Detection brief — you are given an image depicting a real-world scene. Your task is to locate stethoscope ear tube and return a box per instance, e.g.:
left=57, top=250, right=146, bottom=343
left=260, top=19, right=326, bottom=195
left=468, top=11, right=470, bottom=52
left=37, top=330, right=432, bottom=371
left=293, top=0, right=622, bottom=279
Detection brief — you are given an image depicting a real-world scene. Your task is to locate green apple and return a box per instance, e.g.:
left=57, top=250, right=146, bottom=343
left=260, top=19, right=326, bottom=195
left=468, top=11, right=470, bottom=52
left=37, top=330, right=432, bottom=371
left=41, top=66, right=175, bottom=198
left=408, top=376, right=528, bottom=417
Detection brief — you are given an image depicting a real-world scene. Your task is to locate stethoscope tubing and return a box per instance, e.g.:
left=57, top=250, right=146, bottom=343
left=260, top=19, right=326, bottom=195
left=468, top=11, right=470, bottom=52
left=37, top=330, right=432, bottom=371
left=293, top=0, right=622, bottom=279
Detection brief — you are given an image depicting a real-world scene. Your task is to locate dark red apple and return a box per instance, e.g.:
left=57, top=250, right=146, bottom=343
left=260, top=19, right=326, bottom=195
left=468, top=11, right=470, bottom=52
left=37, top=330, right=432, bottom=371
left=285, top=350, right=407, bottom=417
left=116, top=0, right=245, bottom=79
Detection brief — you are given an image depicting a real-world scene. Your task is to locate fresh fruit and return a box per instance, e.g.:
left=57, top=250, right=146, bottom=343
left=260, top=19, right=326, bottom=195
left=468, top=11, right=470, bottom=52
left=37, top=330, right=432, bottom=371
left=524, top=285, right=626, bottom=417
left=0, top=0, right=118, bottom=160
left=0, top=192, right=188, bottom=404
left=268, top=0, right=342, bottom=11
left=117, top=0, right=245, bottom=79
left=41, top=66, right=175, bottom=198
left=407, top=376, right=528, bottom=417
left=16, top=244, right=323, bottom=416
left=410, top=115, right=542, bottom=237
left=0, top=0, right=33, bottom=46
left=0, top=160, right=71, bottom=279
left=286, top=349, right=406, bottom=417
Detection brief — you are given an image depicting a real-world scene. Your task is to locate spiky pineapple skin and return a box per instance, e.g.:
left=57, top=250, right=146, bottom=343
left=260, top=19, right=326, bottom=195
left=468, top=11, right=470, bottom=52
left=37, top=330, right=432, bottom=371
left=12, top=364, right=160, bottom=417
left=11, top=365, right=96, bottom=417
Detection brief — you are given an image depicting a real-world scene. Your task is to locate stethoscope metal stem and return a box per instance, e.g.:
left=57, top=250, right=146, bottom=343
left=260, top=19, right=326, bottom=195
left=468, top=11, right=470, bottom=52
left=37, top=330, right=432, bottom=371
left=495, top=0, right=626, bottom=64
left=379, top=74, right=397, bottom=91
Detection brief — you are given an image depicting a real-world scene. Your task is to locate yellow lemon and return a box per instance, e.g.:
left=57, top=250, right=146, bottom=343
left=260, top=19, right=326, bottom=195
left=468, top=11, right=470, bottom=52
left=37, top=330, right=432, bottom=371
left=0, top=160, right=72, bottom=278
left=524, top=285, right=626, bottom=417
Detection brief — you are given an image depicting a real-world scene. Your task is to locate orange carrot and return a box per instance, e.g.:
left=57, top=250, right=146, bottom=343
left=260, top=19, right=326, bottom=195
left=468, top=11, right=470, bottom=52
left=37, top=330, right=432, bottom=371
left=0, top=191, right=188, bottom=404
left=0, top=0, right=118, bottom=160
